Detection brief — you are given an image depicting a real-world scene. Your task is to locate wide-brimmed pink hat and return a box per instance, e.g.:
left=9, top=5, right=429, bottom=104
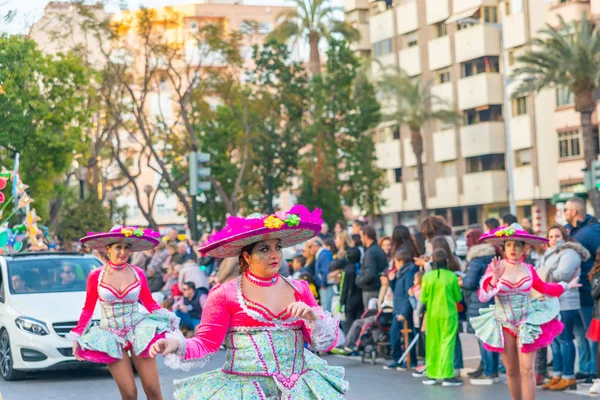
left=198, top=204, right=322, bottom=258
left=480, top=223, right=548, bottom=246
left=80, top=226, right=161, bottom=252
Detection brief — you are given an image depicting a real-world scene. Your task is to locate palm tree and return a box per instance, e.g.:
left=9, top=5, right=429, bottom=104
left=268, top=0, right=358, bottom=75
left=512, top=13, right=600, bottom=215
left=377, top=67, right=460, bottom=220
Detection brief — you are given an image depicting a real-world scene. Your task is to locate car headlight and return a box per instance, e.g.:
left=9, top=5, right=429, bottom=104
left=15, top=317, right=50, bottom=336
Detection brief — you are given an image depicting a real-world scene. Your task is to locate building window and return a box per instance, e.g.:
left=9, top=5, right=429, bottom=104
left=483, top=7, right=498, bottom=23
left=558, top=130, right=581, bottom=159
left=515, top=149, right=532, bottom=166
left=462, top=56, right=500, bottom=78
left=373, top=38, right=393, bottom=57
left=441, top=161, right=457, bottom=177
left=359, top=10, right=368, bottom=23
left=466, top=154, right=506, bottom=173
left=393, top=126, right=401, bottom=140
left=436, top=68, right=451, bottom=84
left=258, top=22, right=273, bottom=34
left=505, top=0, right=523, bottom=15
left=403, top=31, right=418, bottom=48
left=556, top=86, right=574, bottom=107
left=433, top=22, right=447, bottom=38
left=512, top=96, right=527, bottom=116
left=508, top=49, right=516, bottom=66
left=240, top=21, right=255, bottom=35
left=394, top=168, right=402, bottom=183
left=463, top=105, right=503, bottom=125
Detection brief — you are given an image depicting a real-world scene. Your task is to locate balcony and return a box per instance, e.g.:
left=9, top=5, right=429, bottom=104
left=428, top=36, right=452, bottom=70
left=457, top=73, right=503, bottom=110
left=352, top=24, right=371, bottom=52
left=425, top=0, right=449, bottom=24
left=344, top=0, right=369, bottom=11
left=396, top=2, right=418, bottom=35
left=455, top=24, right=500, bottom=64
left=371, top=52, right=397, bottom=77
left=399, top=46, right=421, bottom=77
left=514, top=166, right=535, bottom=201
left=593, top=0, right=600, bottom=17
left=460, top=121, right=506, bottom=158
left=381, top=183, right=403, bottom=213
left=547, top=0, right=591, bottom=27
left=462, top=171, right=508, bottom=205
left=510, top=115, right=532, bottom=150
left=430, top=177, right=459, bottom=208
left=433, top=129, right=457, bottom=162
left=404, top=181, right=422, bottom=211
left=430, top=82, right=454, bottom=111
left=370, top=10, right=395, bottom=43
left=403, top=138, right=427, bottom=167
left=375, top=139, right=402, bottom=169
left=503, top=12, right=526, bottom=49
left=453, top=0, right=499, bottom=14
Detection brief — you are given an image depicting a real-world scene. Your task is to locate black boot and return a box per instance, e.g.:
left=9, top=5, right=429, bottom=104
left=468, top=363, right=483, bottom=378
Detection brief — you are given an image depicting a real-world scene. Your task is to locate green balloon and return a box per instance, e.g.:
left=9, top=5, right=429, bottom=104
left=0, top=231, right=7, bottom=248
left=13, top=241, right=23, bottom=252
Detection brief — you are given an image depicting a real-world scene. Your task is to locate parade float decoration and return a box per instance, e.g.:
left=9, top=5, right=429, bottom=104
left=0, top=160, right=42, bottom=254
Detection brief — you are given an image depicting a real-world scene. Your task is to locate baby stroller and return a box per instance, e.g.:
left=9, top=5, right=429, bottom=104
left=357, top=308, right=393, bottom=365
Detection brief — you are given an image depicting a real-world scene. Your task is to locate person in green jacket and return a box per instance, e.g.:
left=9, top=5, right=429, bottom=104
left=421, top=248, right=463, bottom=386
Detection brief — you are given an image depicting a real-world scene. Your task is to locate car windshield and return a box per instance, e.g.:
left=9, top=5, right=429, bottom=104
left=7, top=256, right=101, bottom=294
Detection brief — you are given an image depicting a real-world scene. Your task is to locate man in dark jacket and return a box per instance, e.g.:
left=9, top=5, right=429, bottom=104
left=339, top=247, right=364, bottom=332
left=356, top=225, right=388, bottom=308
left=385, top=248, right=418, bottom=370
left=176, top=282, right=208, bottom=332
left=565, top=197, right=600, bottom=379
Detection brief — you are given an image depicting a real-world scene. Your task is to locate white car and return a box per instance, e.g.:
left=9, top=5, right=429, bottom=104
left=0, top=252, right=102, bottom=380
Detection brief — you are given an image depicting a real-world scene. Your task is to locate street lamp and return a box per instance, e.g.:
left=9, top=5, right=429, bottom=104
left=74, top=166, right=88, bottom=200
left=458, top=17, right=535, bottom=216
left=105, top=190, right=118, bottom=222
left=143, top=184, right=154, bottom=215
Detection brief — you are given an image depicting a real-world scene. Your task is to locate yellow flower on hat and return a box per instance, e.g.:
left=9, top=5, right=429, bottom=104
left=264, top=215, right=284, bottom=229
left=494, top=230, right=504, bottom=237
left=121, top=228, right=134, bottom=237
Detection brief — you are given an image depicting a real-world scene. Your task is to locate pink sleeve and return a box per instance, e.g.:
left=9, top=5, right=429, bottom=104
left=135, top=266, right=161, bottom=312
left=184, top=284, right=230, bottom=360
left=67, top=268, right=100, bottom=338
left=297, top=280, right=339, bottom=352
left=478, top=266, right=500, bottom=303
left=530, top=265, right=566, bottom=297
left=199, top=293, right=208, bottom=308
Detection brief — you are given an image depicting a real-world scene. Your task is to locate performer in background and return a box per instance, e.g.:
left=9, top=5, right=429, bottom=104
left=151, top=205, right=348, bottom=399
left=470, top=224, right=580, bottom=400
left=68, top=226, right=179, bottom=400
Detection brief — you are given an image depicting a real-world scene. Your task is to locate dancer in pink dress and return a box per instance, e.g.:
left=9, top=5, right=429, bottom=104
left=470, top=224, right=580, bottom=400
left=150, top=205, right=348, bottom=399
left=67, top=226, right=179, bottom=400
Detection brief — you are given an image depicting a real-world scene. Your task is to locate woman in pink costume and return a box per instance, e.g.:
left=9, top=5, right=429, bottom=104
left=67, top=226, right=179, bottom=400
left=150, top=205, right=348, bottom=399
left=470, top=224, right=580, bottom=400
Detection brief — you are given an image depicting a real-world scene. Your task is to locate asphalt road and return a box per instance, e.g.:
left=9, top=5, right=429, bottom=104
left=0, top=338, right=590, bottom=400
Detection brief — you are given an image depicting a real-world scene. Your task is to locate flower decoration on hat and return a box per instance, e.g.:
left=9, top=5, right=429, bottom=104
left=284, top=214, right=301, bottom=227
left=121, top=227, right=134, bottom=237
left=494, top=227, right=516, bottom=237
left=264, top=215, right=285, bottom=229
left=133, top=228, right=144, bottom=237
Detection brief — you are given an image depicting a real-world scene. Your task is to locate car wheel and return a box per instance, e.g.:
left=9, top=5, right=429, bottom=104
left=0, top=329, right=26, bottom=381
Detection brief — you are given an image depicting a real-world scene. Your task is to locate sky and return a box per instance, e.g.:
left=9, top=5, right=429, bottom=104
left=0, top=0, right=311, bottom=35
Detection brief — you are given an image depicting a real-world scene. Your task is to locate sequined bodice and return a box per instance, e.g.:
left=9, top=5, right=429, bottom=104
left=97, top=267, right=144, bottom=333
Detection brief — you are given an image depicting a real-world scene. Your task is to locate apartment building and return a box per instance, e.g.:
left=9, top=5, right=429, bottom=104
left=30, top=1, right=290, bottom=229
left=345, top=0, right=600, bottom=234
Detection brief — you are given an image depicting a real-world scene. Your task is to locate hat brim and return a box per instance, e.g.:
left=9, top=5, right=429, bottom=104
left=199, top=223, right=320, bottom=258
left=481, top=235, right=548, bottom=246
left=80, top=233, right=159, bottom=252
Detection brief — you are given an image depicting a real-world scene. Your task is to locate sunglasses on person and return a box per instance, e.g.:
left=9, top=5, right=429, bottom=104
left=61, top=269, right=75, bottom=275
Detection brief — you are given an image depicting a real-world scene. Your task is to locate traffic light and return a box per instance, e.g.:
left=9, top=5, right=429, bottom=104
left=583, top=160, right=600, bottom=190
left=189, top=151, right=212, bottom=195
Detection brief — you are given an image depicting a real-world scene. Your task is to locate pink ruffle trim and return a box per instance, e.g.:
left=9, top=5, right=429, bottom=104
left=76, top=333, right=165, bottom=364
left=482, top=320, right=564, bottom=354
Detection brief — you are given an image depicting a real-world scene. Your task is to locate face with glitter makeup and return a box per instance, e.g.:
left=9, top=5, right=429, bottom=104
left=504, top=240, right=525, bottom=262
left=243, top=239, right=283, bottom=277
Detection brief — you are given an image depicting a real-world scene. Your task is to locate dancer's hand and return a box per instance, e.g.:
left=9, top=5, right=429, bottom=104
left=149, top=338, right=180, bottom=357
left=287, top=301, right=317, bottom=321
left=567, top=276, right=582, bottom=290
left=72, top=341, right=84, bottom=361
left=490, top=257, right=505, bottom=282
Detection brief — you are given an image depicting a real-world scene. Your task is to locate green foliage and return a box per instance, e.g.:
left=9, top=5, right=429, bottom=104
left=298, top=171, right=344, bottom=228
left=58, top=196, right=111, bottom=241
left=299, top=38, right=384, bottom=216
left=0, top=35, right=90, bottom=219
